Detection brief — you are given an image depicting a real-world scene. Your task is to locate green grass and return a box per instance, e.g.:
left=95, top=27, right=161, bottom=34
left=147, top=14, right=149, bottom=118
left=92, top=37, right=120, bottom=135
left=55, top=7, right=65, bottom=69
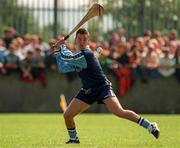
left=0, top=114, right=180, bottom=148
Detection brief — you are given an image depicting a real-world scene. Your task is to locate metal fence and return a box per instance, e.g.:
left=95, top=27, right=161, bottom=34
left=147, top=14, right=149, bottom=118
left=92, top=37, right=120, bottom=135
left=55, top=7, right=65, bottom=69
left=0, top=0, right=179, bottom=40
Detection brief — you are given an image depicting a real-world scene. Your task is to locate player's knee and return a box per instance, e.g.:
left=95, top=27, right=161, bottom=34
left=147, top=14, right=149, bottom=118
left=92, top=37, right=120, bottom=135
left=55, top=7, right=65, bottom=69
left=63, top=110, right=73, bottom=120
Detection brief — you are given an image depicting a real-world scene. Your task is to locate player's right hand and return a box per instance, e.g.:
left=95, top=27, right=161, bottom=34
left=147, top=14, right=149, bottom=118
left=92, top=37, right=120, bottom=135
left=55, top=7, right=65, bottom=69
left=49, top=37, right=65, bottom=52
left=55, top=37, right=65, bottom=47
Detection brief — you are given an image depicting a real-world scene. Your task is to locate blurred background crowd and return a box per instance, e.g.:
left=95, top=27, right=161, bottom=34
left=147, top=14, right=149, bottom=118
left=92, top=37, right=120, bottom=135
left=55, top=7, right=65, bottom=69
left=0, top=26, right=179, bottom=96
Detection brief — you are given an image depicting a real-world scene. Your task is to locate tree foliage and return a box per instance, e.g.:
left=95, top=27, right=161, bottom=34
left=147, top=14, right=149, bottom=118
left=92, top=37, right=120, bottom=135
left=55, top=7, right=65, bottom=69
left=0, top=0, right=37, bottom=37
left=1, top=0, right=179, bottom=39
left=90, top=0, right=180, bottom=37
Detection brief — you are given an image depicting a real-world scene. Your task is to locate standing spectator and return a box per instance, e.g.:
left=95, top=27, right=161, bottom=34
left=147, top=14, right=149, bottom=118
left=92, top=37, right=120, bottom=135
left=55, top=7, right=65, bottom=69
left=145, top=39, right=160, bottom=78
left=23, top=35, right=41, bottom=55
left=112, top=42, right=132, bottom=96
left=3, top=44, right=20, bottom=75
left=158, top=47, right=176, bottom=77
left=128, top=45, right=148, bottom=84
left=23, top=34, right=32, bottom=47
left=133, top=37, right=149, bottom=82
left=3, top=27, right=16, bottom=49
left=14, top=37, right=26, bottom=61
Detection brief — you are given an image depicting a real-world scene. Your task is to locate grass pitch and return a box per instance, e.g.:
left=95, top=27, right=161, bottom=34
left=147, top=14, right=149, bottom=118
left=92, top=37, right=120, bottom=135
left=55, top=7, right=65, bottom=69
left=0, top=114, right=179, bottom=148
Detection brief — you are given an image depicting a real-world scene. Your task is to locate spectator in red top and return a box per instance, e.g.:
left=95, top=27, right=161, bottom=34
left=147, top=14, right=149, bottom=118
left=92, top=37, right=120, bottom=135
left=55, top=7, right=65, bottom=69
left=112, top=41, right=132, bottom=96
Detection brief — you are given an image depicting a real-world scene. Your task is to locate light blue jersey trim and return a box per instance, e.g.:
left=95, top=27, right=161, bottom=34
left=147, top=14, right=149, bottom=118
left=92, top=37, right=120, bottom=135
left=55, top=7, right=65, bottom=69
left=54, top=44, right=87, bottom=73
left=55, top=53, right=76, bottom=73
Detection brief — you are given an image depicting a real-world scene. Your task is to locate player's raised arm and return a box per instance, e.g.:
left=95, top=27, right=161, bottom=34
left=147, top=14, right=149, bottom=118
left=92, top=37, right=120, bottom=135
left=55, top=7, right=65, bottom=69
left=58, top=44, right=87, bottom=69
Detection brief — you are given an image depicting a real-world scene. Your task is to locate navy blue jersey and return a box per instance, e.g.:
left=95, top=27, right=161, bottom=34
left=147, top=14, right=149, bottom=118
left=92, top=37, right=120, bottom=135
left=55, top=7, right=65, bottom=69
left=78, top=49, right=110, bottom=88
left=54, top=44, right=111, bottom=88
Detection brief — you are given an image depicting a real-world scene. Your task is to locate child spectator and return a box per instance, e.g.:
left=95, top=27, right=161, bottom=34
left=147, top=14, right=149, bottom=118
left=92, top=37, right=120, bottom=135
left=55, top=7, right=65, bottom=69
left=20, top=50, right=35, bottom=81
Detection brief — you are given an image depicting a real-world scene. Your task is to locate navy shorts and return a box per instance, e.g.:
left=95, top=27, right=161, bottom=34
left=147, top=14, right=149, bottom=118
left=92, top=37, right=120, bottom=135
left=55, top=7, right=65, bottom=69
left=75, top=84, right=116, bottom=105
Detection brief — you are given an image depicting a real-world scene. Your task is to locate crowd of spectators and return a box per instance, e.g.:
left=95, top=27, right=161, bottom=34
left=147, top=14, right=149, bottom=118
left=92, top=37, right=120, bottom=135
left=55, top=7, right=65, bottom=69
left=89, top=28, right=180, bottom=96
left=0, top=26, right=180, bottom=95
left=0, top=27, right=50, bottom=87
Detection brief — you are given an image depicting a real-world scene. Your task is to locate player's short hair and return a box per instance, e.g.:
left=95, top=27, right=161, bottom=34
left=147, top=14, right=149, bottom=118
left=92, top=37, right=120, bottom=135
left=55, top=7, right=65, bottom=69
left=75, top=28, right=89, bottom=39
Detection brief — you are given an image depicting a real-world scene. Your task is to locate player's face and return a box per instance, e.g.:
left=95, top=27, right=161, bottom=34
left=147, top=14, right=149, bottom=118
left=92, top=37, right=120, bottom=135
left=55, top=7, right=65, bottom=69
left=75, top=33, right=88, bottom=49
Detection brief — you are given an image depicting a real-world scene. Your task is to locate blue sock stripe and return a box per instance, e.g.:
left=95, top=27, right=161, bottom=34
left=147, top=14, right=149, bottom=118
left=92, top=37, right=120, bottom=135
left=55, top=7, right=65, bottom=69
left=140, top=118, right=150, bottom=129
left=68, top=128, right=77, bottom=140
